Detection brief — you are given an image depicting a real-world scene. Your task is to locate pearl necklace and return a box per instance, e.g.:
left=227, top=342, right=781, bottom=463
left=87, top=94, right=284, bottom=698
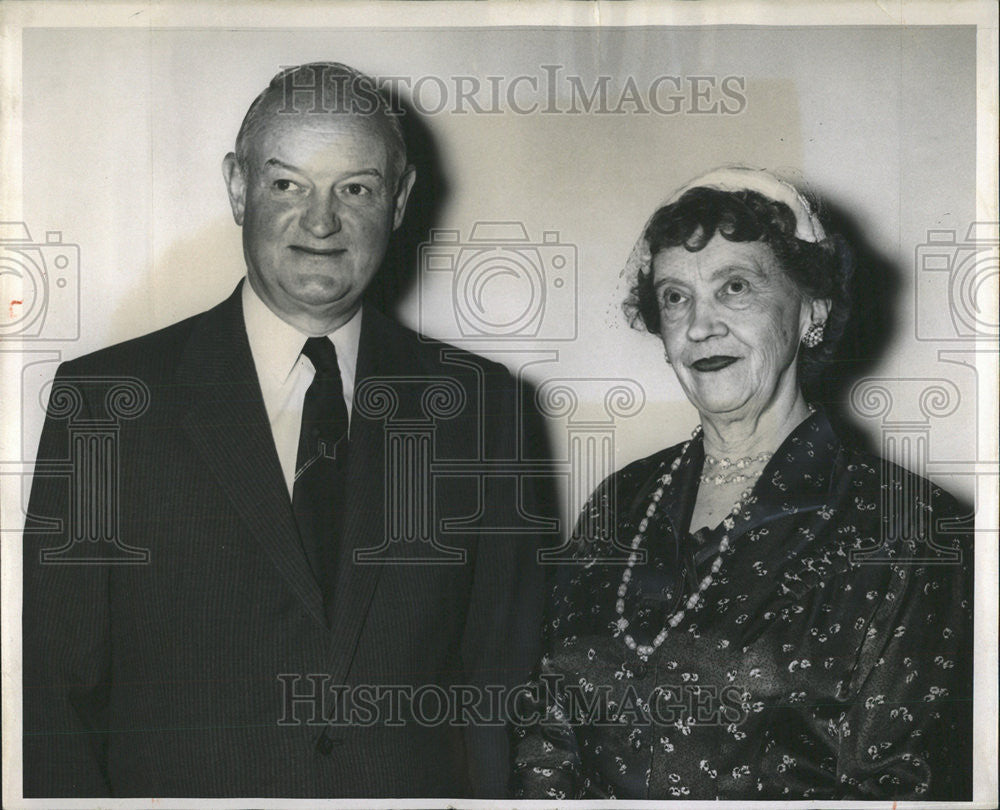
left=615, top=428, right=760, bottom=661
left=698, top=462, right=770, bottom=487
left=703, top=450, right=773, bottom=470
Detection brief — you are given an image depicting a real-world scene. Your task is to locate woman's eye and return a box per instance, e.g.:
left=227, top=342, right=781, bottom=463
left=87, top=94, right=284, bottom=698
left=663, top=290, right=687, bottom=307
left=724, top=279, right=748, bottom=295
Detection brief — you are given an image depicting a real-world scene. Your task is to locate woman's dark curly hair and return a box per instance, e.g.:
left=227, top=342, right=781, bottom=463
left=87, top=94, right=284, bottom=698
left=623, top=186, right=855, bottom=389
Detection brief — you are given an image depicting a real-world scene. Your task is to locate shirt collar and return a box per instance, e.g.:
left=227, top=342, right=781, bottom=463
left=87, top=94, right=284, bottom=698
left=241, top=278, right=362, bottom=387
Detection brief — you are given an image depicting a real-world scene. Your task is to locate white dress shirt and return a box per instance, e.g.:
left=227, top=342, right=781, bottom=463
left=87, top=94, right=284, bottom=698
left=242, top=280, right=361, bottom=499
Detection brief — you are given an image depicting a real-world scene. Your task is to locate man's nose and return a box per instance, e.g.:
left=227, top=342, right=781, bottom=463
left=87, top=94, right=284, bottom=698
left=301, top=191, right=342, bottom=238
left=686, top=296, right=727, bottom=342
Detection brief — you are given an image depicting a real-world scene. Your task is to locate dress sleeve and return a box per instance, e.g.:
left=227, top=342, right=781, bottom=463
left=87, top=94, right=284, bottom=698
left=834, top=499, right=973, bottom=800
left=512, top=453, right=671, bottom=799
left=510, top=651, right=585, bottom=799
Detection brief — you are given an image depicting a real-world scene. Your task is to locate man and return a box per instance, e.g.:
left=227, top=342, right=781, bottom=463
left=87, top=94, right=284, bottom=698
left=23, top=63, right=547, bottom=798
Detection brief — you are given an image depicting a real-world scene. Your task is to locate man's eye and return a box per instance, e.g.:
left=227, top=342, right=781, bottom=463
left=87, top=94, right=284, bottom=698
left=342, top=182, right=370, bottom=196
left=272, top=179, right=298, bottom=192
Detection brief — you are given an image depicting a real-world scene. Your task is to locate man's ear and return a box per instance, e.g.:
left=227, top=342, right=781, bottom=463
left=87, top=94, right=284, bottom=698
left=391, top=164, right=417, bottom=231
left=222, top=153, right=247, bottom=226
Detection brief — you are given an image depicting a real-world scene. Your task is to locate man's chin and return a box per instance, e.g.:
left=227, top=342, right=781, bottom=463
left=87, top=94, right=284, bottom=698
left=287, top=277, right=355, bottom=308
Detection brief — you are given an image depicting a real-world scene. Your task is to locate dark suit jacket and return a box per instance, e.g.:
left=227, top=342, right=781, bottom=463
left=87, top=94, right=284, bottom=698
left=23, top=282, right=549, bottom=798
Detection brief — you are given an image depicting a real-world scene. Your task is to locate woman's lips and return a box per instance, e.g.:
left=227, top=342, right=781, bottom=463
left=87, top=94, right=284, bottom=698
left=690, top=355, right=739, bottom=372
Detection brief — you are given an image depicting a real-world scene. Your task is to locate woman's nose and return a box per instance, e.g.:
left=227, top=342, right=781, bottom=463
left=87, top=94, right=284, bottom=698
left=686, top=297, right=727, bottom=341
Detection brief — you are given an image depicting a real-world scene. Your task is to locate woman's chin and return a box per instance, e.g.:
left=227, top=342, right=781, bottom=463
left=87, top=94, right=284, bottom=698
left=687, top=389, right=752, bottom=418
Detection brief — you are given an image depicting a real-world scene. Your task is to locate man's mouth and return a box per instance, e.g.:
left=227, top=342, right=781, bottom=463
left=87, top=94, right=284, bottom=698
left=690, top=355, right=739, bottom=372
left=290, top=245, right=344, bottom=256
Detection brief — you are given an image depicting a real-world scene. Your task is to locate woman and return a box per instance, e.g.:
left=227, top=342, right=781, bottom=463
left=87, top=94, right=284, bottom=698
left=512, top=167, right=973, bottom=801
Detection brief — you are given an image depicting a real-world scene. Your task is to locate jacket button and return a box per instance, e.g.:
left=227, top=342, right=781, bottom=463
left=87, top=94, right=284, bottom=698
left=315, top=732, right=334, bottom=755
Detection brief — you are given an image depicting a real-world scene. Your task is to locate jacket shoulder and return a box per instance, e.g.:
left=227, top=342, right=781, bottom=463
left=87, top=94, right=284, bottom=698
left=55, top=311, right=205, bottom=379
left=366, top=307, right=514, bottom=382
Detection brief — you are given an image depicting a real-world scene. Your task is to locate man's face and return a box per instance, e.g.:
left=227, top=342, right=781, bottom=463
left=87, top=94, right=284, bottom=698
left=224, top=109, right=414, bottom=329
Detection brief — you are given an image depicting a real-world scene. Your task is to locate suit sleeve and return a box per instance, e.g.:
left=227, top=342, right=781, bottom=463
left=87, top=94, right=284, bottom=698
left=22, top=365, right=113, bottom=797
left=458, top=367, right=553, bottom=798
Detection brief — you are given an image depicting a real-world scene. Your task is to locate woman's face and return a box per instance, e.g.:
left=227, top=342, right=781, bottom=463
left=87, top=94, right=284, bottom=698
left=652, top=234, right=823, bottom=420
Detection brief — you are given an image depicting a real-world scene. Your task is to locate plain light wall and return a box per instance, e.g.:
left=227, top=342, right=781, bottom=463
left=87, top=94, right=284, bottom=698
left=18, top=25, right=981, bottom=510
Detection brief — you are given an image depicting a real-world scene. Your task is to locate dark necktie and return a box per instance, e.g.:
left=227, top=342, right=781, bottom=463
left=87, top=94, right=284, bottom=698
left=292, top=337, right=349, bottom=608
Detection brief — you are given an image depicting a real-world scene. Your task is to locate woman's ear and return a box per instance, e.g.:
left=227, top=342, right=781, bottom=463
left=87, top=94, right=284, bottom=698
left=801, top=296, right=831, bottom=335
left=809, top=297, right=832, bottom=326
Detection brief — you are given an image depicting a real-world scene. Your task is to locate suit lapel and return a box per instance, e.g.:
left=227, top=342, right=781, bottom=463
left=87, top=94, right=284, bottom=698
left=326, top=306, right=404, bottom=679
left=177, top=282, right=326, bottom=627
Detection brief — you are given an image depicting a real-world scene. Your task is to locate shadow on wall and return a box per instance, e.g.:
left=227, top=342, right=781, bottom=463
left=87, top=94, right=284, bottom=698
left=367, top=93, right=450, bottom=317
left=806, top=196, right=900, bottom=454
left=811, top=196, right=975, bottom=519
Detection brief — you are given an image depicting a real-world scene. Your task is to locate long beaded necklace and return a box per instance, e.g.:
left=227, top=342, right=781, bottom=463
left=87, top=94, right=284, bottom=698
left=615, top=426, right=761, bottom=661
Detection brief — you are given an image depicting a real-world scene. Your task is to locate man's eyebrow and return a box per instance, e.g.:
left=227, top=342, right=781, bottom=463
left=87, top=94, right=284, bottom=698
left=263, top=158, right=303, bottom=173
left=262, top=158, right=384, bottom=179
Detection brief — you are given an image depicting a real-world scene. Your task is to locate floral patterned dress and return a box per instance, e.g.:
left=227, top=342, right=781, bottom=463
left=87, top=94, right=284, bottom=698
left=512, top=411, right=973, bottom=800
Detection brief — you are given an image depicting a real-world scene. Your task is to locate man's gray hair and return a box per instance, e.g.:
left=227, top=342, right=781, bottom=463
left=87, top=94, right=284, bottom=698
left=234, top=62, right=407, bottom=184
